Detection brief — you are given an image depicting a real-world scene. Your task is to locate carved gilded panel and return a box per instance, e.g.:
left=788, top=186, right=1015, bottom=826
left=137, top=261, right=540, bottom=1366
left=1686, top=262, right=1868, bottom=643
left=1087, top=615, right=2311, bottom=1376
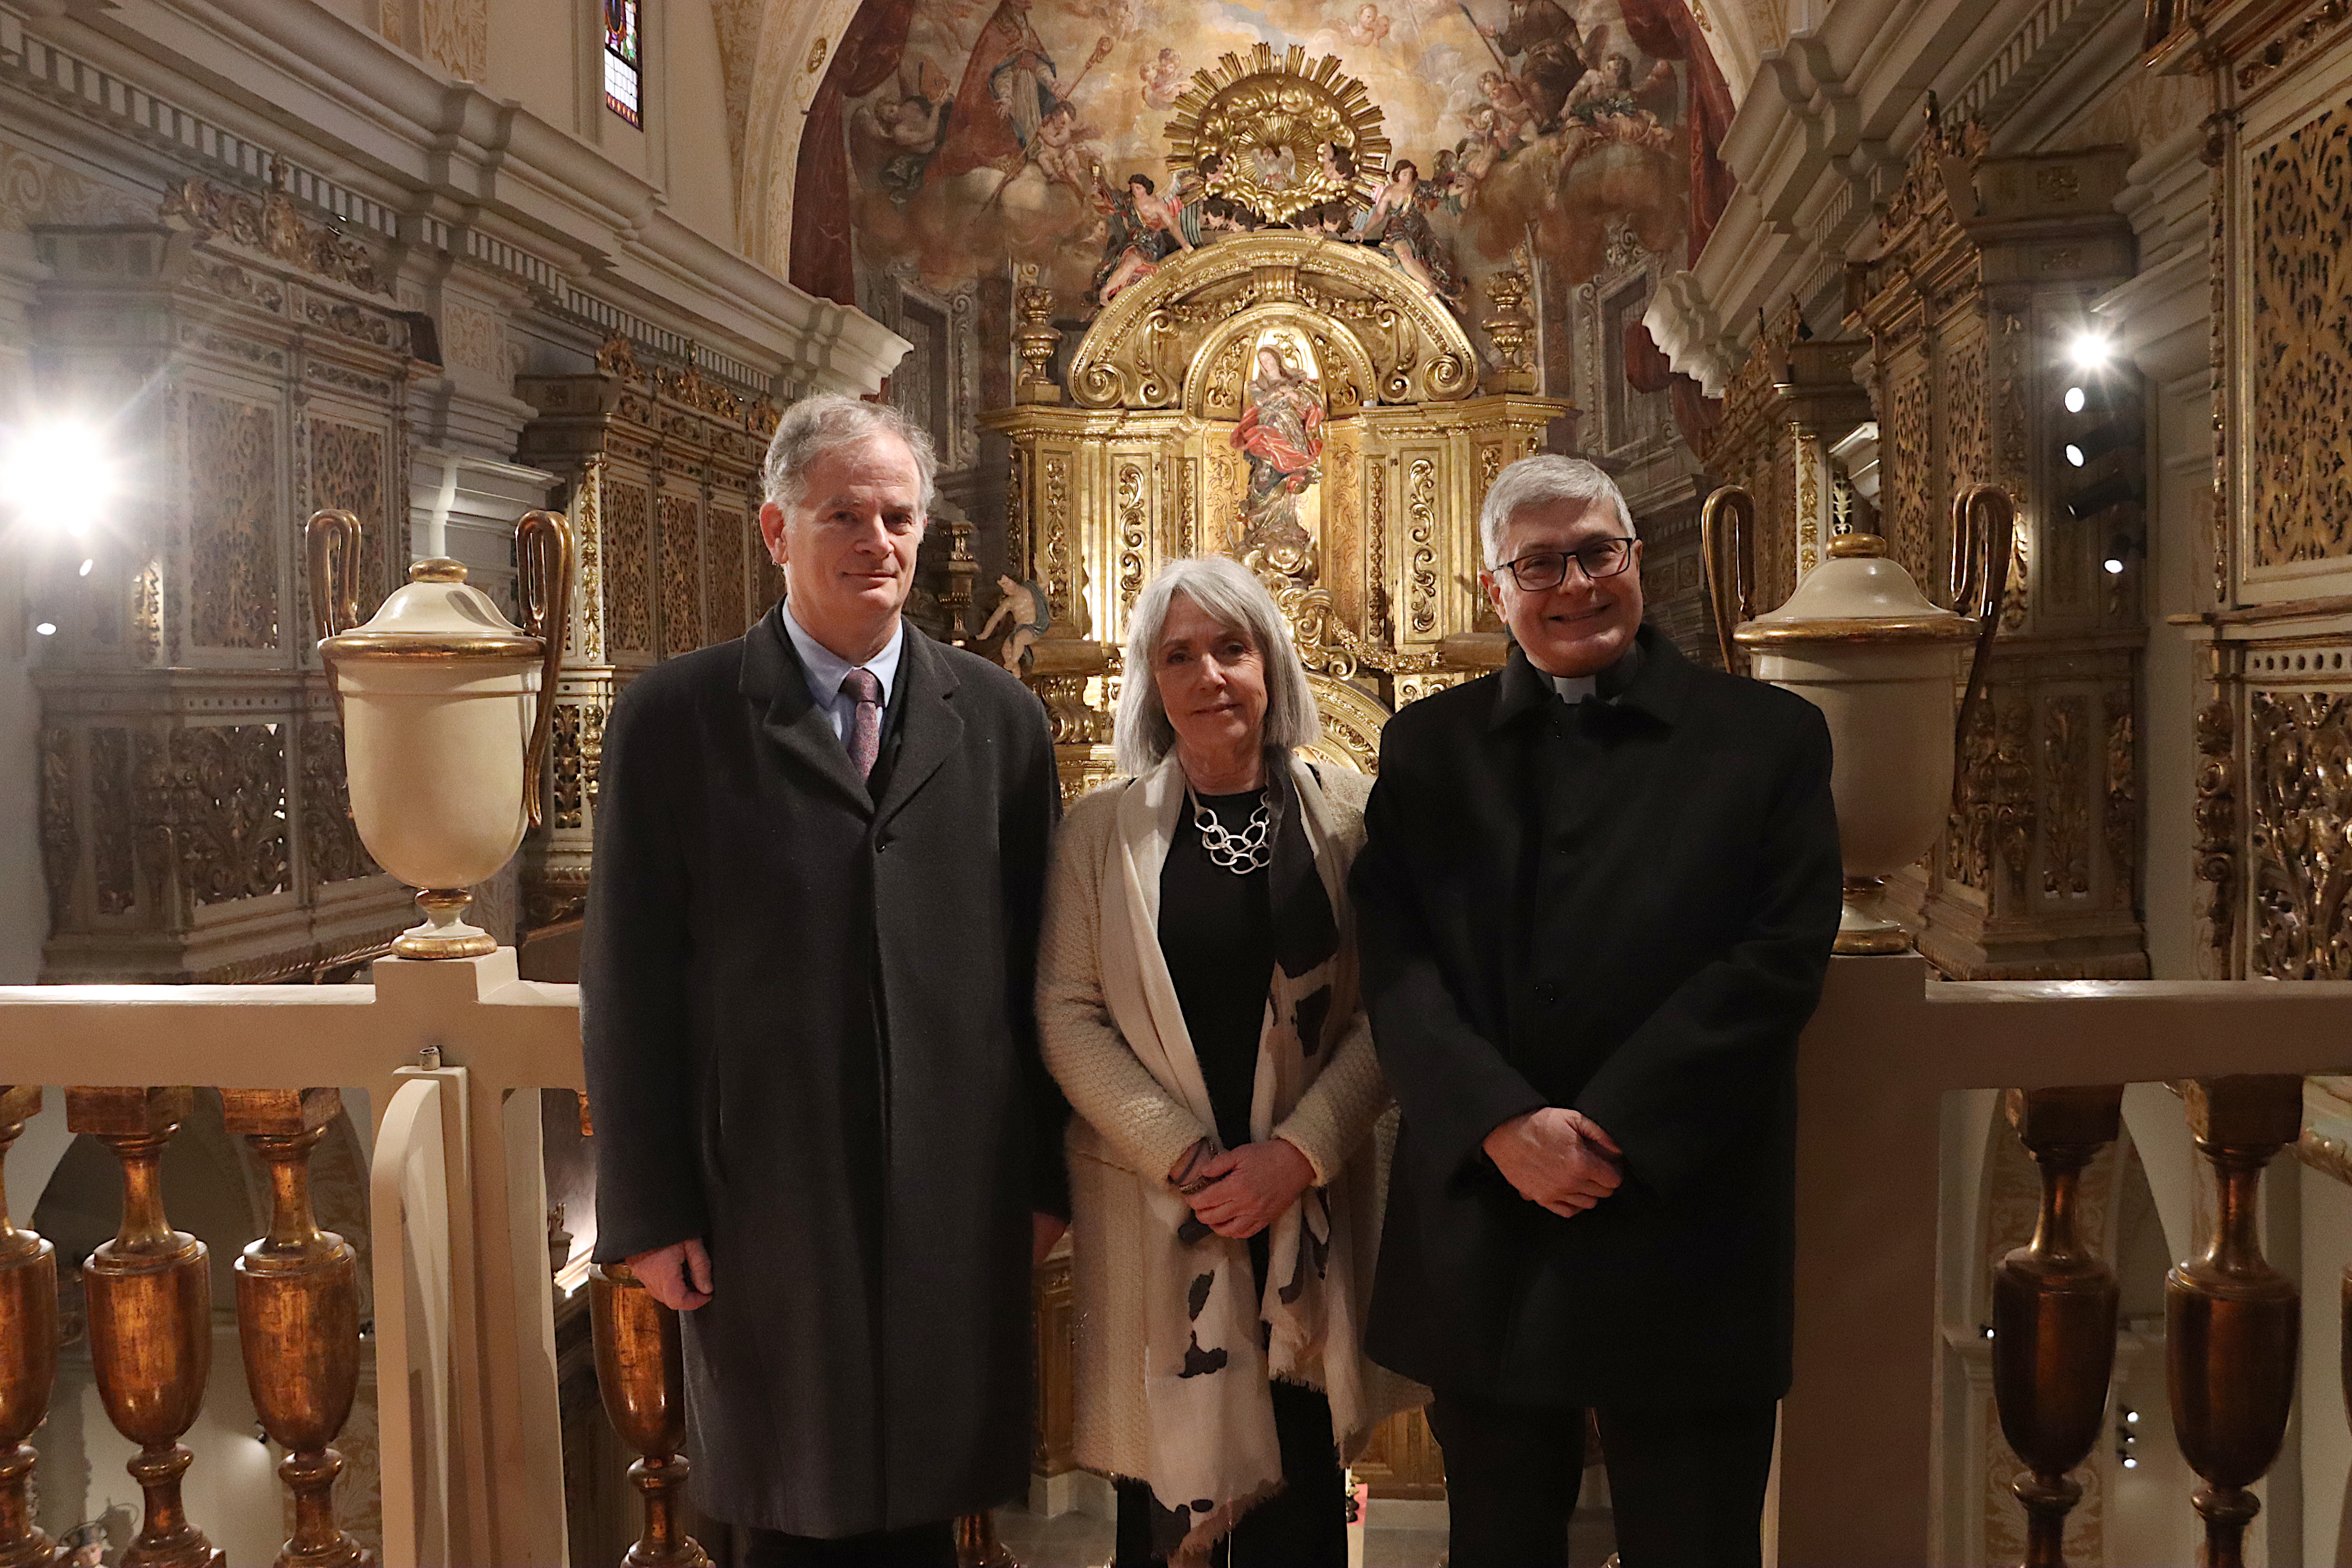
left=550, top=700, right=610, bottom=832
left=2041, top=695, right=2092, bottom=900
left=706, top=505, right=751, bottom=642
left=89, top=728, right=136, bottom=916
left=40, top=728, right=75, bottom=930
left=605, top=481, right=653, bottom=654
left=300, top=721, right=372, bottom=886
left=143, top=725, right=291, bottom=906
left=1406, top=456, right=1438, bottom=636
left=2246, top=100, right=2352, bottom=570
left=187, top=391, right=280, bottom=649
left=308, top=418, right=391, bottom=620
left=2247, top=686, right=2352, bottom=977
left=1886, top=368, right=1936, bottom=589
left=660, top=496, right=705, bottom=656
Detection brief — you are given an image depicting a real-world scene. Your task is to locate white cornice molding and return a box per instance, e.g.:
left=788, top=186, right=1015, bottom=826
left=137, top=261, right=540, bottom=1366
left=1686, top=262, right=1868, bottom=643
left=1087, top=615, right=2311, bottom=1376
left=3, top=0, right=906, bottom=397
left=2093, top=124, right=2212, bottom=384
left=1648, top=0, right=2139, bottom=398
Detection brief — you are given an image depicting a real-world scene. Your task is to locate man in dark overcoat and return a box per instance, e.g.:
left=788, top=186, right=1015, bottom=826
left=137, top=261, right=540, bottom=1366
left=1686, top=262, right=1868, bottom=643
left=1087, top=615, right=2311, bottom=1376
left=582, top=394, right=1069, bottom=1566
left=1352, top=455, right=1842, bottom=1568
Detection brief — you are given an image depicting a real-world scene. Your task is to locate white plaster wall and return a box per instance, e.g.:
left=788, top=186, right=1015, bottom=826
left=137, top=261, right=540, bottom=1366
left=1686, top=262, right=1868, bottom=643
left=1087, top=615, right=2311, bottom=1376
left=661, top=0, right=738, bottom=244
left=0, top=230, right=47, bottom=984
left=486, top=0, right=582, bottom=140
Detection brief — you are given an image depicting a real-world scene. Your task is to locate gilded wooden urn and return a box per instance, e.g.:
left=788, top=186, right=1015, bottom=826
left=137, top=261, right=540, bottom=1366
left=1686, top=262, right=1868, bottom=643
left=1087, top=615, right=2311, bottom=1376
left=1705, top=485, right=2013, bottom=955
left=308, top=508, right=570, bottom=959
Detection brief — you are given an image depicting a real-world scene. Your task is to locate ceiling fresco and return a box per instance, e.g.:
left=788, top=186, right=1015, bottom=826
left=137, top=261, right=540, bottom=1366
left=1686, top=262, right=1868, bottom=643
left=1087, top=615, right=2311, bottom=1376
left=789, top=0, right=1734, bottom=325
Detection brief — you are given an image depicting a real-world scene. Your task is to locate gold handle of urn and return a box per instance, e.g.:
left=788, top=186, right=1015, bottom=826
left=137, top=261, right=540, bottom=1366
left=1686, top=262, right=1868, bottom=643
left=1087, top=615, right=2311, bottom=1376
left=1947, top=483, right=2016, bottom=775
left=306, top=509, right=366, bottom=645
left=1698, top=485, right=1755, bottom=674
left=517, top=509, right=574, bottom=833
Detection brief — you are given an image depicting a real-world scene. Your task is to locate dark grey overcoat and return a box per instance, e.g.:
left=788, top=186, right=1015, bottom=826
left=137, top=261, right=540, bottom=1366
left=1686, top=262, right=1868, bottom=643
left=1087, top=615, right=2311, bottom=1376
left=582, top=606, right=1068, bottom=1536
left=1353, top=627, right=1842, bottom=1411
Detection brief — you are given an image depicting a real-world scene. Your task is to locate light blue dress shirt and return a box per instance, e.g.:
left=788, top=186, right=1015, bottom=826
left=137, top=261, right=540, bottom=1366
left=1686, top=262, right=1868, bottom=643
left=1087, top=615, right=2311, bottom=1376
left=780, top=601, right=905, bottom=747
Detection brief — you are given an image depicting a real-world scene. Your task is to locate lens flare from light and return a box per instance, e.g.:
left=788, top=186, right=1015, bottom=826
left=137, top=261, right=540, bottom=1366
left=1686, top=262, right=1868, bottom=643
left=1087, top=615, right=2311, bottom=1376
left=2066, top=444, right=2087, bottom=467
left=0, top=420, right=115, bottom=537
left=2069, top=333, right=2113, bottom=370
left=2064, top=386, right=2087, bottom=414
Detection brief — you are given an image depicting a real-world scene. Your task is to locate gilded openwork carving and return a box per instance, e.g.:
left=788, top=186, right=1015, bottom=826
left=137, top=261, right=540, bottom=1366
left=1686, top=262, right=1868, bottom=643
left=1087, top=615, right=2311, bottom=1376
left=606, top=483, right=652, bottom=654
left=2195, top=697, right=2238, bottom=974
left=188, top=391, right=281, bottom=650
left=159, top=176, right=388, bottom=295
left=90, top=728, right=136, bottom=915
left=550, top=701, right=611, bottom=833
left=2104, top=691, right=2135, bottom=902
left=1886, top=369, right=1935, bottom=588
left=658, top=494, right=705, bottom=657
left=2245, top=101, right=2352, bottom=569
left=1162, top=45, right=1389, bottom=225
left=300, top=721, right=372, bottom=886
left=308, top=420, right=390, bottom=622
left=2041, top=696, right=2091, bottom=899
left=141, top=726, right=292, bottom=908
left=2247, top=689, right=2352, bottom=977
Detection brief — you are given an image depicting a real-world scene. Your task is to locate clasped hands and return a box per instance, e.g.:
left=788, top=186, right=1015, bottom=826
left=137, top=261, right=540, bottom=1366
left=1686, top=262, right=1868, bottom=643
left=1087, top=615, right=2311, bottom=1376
left=1482, top=1106, right=1623, bottom=1219
left=1166, top=1137, right=1316, bottom=1240
left=628, top=1211, right=1070, bottom=1313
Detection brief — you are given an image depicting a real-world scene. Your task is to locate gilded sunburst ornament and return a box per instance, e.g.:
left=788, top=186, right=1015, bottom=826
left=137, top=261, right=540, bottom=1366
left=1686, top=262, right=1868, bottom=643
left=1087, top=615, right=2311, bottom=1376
left=1162, top=43, right=1391, bottom=226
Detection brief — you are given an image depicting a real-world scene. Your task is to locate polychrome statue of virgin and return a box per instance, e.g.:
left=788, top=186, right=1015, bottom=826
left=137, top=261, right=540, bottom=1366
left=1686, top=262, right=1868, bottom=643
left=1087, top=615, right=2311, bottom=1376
left=1231, top=344, right=1325, bottom=558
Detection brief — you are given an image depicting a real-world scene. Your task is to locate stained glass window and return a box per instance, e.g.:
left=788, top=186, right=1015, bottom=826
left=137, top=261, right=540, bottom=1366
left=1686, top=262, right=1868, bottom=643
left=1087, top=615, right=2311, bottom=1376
left=603, top=0, right=643, bottom=128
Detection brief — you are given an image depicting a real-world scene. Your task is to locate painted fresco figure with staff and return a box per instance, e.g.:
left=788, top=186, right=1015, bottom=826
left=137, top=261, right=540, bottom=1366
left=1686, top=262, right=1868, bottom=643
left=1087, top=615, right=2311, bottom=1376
left=1469, top=0, right=1586, bottom=129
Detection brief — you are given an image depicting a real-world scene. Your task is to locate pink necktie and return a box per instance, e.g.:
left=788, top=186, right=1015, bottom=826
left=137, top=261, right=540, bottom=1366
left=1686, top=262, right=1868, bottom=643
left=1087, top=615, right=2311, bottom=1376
left=840, top=668, right=883, bottom=781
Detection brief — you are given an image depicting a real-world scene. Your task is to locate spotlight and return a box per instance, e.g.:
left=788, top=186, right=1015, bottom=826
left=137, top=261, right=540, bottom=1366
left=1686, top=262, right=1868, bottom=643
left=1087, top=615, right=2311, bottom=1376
left=2069, top=332, right=2113, bottom=371
left=0, top=420, right=116, bottom=537
left=77, top=558, right=94, bottom=576
left=33, top=621, right=55, bottom=636
left=2121, top=1456, right=2139, bottom=1469
left=2066, top=444, right=2087, bottom=467
left=2103, top=557, right=2125, bottom=575
left=2064, top=386, right=2087, bottom=414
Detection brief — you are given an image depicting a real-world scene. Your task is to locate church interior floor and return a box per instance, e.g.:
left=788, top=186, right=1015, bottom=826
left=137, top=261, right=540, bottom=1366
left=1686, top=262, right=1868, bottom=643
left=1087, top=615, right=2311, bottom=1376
left=989, top=1499, right=1618, bottom=1566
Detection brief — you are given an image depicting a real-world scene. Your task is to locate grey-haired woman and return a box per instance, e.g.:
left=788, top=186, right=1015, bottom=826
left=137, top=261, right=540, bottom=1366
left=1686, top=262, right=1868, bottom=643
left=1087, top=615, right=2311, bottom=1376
left=1036, top=557, right=1419, bottom=1567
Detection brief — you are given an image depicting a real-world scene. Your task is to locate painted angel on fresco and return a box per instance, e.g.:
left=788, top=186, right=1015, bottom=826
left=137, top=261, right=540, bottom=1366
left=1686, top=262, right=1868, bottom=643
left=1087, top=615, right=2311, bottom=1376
left=1360, top=161, right=1467, bottom=309
left=1026, top=100, right=1107, bottom=200
left=1232, top=345, right=1325, bottom=558
left=855, top=58, right=955, bottom=205
left=1090, top=172, right=1193, bottom=304
left=1140, top=46, right=1185, bottom=109
left=1344, top=4, right=1396, bottom=45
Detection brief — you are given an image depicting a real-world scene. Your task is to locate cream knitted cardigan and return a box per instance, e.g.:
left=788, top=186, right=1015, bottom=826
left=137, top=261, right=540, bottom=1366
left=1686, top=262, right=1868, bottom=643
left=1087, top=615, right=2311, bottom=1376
left=1037, top=761, right=1418, bottom=1481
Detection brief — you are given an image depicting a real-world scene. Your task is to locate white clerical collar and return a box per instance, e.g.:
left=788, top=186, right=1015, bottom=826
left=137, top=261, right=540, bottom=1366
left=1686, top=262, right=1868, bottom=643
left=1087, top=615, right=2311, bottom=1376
left=1550, top=672, right=1598, bottom=703
left=781, top=600, right=904, bottom=710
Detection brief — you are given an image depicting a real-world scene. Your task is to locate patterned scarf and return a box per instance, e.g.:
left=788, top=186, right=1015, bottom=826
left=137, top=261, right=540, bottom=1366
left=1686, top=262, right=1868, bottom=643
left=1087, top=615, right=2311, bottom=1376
left=1105, top=753, right=1365, bottom=1565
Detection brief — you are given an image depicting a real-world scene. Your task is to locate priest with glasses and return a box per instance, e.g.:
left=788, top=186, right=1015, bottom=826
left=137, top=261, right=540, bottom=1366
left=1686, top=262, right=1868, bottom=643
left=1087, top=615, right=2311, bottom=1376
left=1352, top=454, right=1843, bottom=1567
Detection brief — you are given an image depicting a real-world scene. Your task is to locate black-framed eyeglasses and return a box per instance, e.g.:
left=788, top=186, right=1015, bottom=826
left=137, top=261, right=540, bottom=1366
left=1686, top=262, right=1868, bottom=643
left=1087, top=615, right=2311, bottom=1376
left=1498, top=537, right=1636, bottom=591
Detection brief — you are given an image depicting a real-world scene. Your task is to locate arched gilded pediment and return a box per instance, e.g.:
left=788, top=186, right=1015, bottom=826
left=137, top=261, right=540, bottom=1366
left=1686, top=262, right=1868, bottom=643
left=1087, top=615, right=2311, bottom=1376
left=1068, top=232, right=1477, bottom=413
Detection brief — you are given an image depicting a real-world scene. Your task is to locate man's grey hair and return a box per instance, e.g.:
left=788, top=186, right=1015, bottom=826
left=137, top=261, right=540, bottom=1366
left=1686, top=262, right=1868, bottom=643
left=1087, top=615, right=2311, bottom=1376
left=760, top=393, right=939, bottom=517
left=1114, top=557, right=1321, bottom=777
left=1478, top=454, right=1638, bottom=568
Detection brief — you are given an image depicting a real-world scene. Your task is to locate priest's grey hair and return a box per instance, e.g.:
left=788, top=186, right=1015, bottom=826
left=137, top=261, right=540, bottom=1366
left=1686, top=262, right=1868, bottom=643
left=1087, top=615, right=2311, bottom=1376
left=761, top=393, right=938, bottom=518
left=1115, top=557, right=1321, bottom=778
left=1478, top=454, right=1638, bottom=567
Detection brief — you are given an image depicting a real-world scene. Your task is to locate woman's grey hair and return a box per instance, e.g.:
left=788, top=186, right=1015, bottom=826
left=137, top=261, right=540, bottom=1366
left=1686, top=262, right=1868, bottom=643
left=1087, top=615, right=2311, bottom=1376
left=760, top=393, right=939, bottom=518
left=1478, top=454, right=1637, bottom=567
left=1114, top=557, right=1321, bottom=777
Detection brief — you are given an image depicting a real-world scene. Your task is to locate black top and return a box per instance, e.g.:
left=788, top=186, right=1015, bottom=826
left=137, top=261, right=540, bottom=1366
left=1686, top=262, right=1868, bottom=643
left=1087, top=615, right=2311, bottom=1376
left=1158, top=787, right=1276, bottom=1153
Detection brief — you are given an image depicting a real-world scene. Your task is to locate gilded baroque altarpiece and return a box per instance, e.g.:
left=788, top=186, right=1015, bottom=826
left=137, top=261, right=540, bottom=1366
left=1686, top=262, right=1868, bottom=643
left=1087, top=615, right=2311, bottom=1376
left=30, top=181, right=420, bottom=981
left=2147, top=0, right=2352, bottom=984
left=986, top=228, right=1570, bottom=793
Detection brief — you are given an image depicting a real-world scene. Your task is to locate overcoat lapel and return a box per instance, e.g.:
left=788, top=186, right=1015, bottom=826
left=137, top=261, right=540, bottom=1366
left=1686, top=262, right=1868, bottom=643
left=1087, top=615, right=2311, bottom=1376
left=740, top=609, right=873, bottom=816
left=874, top=631, right=965, bottom=832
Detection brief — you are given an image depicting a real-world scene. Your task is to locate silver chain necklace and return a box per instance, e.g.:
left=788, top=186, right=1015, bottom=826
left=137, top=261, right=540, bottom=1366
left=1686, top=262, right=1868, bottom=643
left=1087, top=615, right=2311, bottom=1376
left=1190, top=787, right=1272, bottom=874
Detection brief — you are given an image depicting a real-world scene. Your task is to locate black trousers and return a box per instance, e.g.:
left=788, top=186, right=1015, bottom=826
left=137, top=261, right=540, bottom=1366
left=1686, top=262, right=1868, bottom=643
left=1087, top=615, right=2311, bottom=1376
left=1112, top=1381, right=1348, bottom=1568
left=737, top=1521, right=957, bottom=1567
left=1426, top=1389, right=1778, bottom=1568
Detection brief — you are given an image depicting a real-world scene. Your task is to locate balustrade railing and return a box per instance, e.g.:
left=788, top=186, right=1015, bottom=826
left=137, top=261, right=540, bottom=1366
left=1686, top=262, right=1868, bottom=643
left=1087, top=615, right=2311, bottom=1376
left=4, top=955, right=2352, bottom=1565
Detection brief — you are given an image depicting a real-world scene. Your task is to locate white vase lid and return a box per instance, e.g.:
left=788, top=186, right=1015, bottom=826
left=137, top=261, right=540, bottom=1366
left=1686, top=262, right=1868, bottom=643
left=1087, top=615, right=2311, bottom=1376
left=1734, top=533, right=1979, bottom=648
left=321, top=558, right=541, bottom=661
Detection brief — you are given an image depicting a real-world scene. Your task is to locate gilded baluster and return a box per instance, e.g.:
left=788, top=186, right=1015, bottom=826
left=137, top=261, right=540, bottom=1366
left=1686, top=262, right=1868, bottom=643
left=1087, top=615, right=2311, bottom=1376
left=0, top=1087, right=58, bottom=1568
left=954, top=1512, right=1014, bottom=1568
left=590, top=1260, right=710, bottom=1567
left=220, top=1089, right=368, bottom=1568
left=1990, top=1085, right=2123, bottom=1568
left=2168, top=1075, right=2302, bottom=1568
left=67, top=1086, right=222, bottom=1568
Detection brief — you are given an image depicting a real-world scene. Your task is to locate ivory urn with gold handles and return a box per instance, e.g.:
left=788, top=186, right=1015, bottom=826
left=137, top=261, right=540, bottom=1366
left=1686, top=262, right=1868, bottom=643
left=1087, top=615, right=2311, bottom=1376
left=308, top=508, right=571, bottom=959
left=1703, top=484, right=2013, bottom=955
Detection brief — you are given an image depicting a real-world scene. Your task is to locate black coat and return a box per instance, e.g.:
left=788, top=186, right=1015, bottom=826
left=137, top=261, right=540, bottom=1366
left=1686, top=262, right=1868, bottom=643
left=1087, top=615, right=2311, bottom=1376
left=582, top=607, right=1068, bottom=1536
left=1352, top=627, right=1841, bottom=1409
